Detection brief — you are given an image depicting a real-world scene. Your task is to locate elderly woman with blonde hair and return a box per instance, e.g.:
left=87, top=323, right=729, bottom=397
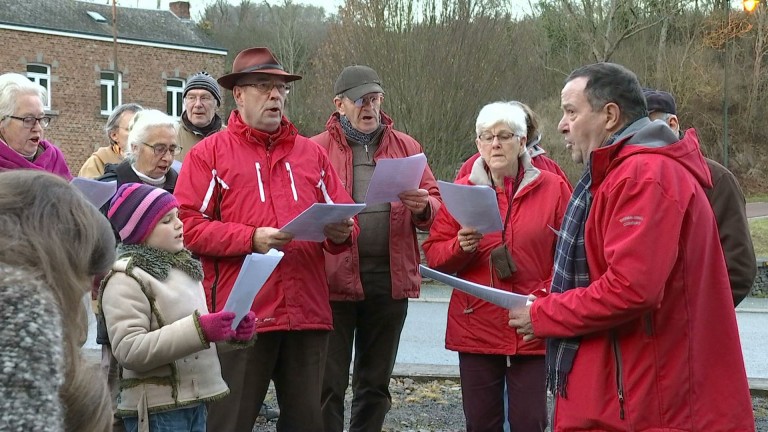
left=0, top=170, right=116, bottom=431
left=0, top=72, right=71, bottom=179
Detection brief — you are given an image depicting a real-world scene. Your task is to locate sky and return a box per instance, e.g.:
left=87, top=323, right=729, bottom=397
left=82, top=0, right=344, bottom=20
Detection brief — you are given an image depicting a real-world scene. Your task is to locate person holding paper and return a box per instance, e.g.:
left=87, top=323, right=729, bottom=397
left=455, top=101, right=571, bottom=189
left=507, top=63, right=753, bottom=431
left=100, top=183, right=256, bottom=431
left=174, top=47, right=357, bottom=432
left=0, top=73, right=71, bottom=179
left=311, top=64, right=442, bottom=432
left=422, top=101, right=570, bottom=432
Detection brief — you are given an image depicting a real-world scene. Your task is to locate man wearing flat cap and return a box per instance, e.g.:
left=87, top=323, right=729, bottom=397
left=644, top=88, right=756, bottom=306
left=312, top=65, right=442, bottom=432
left=174, top=47, right=359, bottom=431
left=176, top=71, right=224, bottom=161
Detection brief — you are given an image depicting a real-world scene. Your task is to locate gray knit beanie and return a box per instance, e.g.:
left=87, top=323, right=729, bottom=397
left=183, top=72, right=222, bottom=106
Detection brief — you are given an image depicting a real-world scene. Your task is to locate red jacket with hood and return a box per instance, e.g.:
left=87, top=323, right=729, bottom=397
left=423, top=153, right=570, bottom=355
left=311, top=112, right=441, bottom=300
left=530, top=121, right=754, bottom=431
left=174, top=111, right=358, bottom=333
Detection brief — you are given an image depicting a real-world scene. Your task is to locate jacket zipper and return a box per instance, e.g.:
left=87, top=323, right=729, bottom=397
left=611, top=332, right=626, bottom=420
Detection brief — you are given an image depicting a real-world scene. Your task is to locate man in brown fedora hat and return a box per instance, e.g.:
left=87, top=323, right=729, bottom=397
left=312, top=65, right=442, bottom=432
left=174, top=47, right=358, bottom=432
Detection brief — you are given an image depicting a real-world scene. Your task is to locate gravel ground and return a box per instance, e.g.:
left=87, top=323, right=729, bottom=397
left=253, top=378, right=768, bottom=431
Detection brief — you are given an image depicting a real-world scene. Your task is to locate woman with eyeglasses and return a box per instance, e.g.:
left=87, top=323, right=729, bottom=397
left=422, top=101, right=571, bottom=432
left=78, top=103, right=143, bottom=179
left=0, top=72, right=71, bottom=179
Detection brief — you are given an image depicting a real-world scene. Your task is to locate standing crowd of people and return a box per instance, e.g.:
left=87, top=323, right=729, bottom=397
left=0, top=46, right=758, bottom=432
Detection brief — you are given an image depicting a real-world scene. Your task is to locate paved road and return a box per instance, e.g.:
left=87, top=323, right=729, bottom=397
left=395, top=298, right=768, bottom=379
left=747, top=202, right=768, bottom=219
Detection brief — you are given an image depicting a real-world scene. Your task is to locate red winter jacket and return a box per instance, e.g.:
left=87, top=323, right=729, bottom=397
left=423, top=154, right=570, bottom=355
left=530, top=124, right=754, bottom=431
left=174, top=111, right=357, bottom=333
left=311, top=112, right=442, bottom=300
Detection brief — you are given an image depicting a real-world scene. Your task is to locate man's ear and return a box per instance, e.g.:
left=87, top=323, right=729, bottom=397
left=604, top=102, right=621, bottom=132
left=333, top=97, right=346, bottom=116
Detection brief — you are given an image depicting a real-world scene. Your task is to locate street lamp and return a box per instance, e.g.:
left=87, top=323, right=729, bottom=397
left=744, top=0, right=760, bottom=12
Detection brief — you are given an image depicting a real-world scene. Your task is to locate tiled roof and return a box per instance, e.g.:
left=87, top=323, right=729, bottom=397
left=0, top=0, right=225, bottom=52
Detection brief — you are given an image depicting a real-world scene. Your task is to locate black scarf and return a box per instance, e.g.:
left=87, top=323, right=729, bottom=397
left=117, top=244, right=203, bottom=282
left=181, top=112, right=222, bottom=138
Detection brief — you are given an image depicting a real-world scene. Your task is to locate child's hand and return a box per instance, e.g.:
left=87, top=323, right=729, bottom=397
left=199, top=311, right=236, bottom=343
left=233, top=311, right=257, bottom=342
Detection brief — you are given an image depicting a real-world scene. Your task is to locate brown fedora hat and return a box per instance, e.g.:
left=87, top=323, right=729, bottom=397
left=217, top=47, right=302, bottom=90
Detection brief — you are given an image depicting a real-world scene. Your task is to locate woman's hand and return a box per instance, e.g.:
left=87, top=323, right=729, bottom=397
left=457, top=227, right=482, bottom=253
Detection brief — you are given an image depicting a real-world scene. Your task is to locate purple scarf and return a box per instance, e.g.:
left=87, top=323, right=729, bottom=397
left=0, top=139, right=72, bottom=180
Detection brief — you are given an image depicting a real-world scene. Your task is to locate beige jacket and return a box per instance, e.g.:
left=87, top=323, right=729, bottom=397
left=100, top=257, right=228, bottom=419
left=78, top=145, right=123, bottom=178
left=175, top=121, right=225, bottom=162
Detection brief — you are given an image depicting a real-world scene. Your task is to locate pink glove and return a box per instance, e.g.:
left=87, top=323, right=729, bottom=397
left=233, top=311, right=257, bottom=342
left=198, top=311, right=235, bottom=343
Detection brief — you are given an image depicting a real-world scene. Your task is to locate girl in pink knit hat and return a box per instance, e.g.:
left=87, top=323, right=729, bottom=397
left=99, top=182, right=256, bottom=432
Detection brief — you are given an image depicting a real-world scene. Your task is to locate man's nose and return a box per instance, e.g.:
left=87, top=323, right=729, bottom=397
left=557, top=117, right=567, bottom=134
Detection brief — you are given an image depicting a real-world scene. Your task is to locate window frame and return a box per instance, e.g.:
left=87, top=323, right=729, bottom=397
left=166, top=78, right=185, bottom=118
left=100, top=71, right=122, bottom=116
left=26, top=64, right=51, bottom=110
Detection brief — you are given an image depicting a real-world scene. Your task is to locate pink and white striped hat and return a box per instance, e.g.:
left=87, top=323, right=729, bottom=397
left=107, top=183, right=178, bottom=245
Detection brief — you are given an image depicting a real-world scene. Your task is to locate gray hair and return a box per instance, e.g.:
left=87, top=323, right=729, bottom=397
left=565, top=63, right=648, bottom=125
left=124, top=109, right=179, bottom=163
left=0, top=73, right=47, bottom=126
left=475, top=101, right=527, bottom=137
left=105, top=103, right=143, bottom=145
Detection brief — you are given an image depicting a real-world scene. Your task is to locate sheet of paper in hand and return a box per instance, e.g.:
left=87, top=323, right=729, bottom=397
left=364, top=153, right=428, bottom=205
left=279, top=203, right=366, bottom=242
left=223, top=249, right=284, bottom=329
left=71, top=177, right=117, bottom=209
left=419, top=265, right=528, bottom=309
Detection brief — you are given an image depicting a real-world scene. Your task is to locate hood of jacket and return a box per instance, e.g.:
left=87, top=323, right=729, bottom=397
left=590, top=118, right=712, bottom=191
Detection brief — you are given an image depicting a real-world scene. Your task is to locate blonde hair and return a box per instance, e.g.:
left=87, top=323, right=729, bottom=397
left=0, top=170, right=115, bottom=431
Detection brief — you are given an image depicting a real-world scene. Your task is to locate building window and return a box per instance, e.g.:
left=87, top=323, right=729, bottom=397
left=166, top=79, right=185, bottom=118
left=100, top=71, right=122, bottom=115
left=26, top=64, right=51, bottom=110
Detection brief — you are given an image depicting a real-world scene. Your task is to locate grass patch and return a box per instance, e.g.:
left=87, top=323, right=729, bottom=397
left=748, top=195, right=768, bottom=203
left=750, top=218, right=768, bottom=257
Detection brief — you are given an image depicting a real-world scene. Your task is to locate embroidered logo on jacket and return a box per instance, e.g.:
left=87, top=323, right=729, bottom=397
left=619, top=215, right=643, bottom=226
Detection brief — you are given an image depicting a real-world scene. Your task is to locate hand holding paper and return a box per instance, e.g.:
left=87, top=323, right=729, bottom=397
left=252, top=227, right=294, bottom=253
left=437, top=180, right=502, bottom=234
left=280, top=203, right=365, bottom=242
left=324, top=218, right=355, bottom=244
left=364, top=153, right=428, bottom=204
left=222, top=249, right=284, bottom=329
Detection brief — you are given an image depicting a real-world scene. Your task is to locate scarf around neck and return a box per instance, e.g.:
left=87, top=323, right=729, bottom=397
left=339, top=115, right=382, bottom=146
left=0, top=138, right=72, bottom=180
left=117, top=243, right=203, bottom=282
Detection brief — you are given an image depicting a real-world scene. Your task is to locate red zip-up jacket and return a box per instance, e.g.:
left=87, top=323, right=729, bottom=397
left=311, top=112, right=441, bottom=300
left=174, top=111, right=358, bottom=333
left=531, top=124, right=753, bottom=431
left=423, top=154, right=570, bottom=355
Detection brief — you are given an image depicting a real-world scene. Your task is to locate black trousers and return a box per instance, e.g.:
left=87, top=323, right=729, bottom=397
left=207, top=330, right=329, bottom=432
left=321, top=275, right=408, bottom=432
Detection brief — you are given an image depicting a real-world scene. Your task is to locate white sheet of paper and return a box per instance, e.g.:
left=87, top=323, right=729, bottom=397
left=419, top=265, right=528, bottom=309
left=279, top=203, right=366, bottom=242
left=171, top=159, right=182, bottom=173
left=223, top=249, right=284, bottom=329
left=71, top=177, right=117, bottom=209
left=364, top=153, right=428, bottom=204
left=437, top=180, right=503, bottom=234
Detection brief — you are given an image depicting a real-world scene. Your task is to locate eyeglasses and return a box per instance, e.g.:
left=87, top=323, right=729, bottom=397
left=184, top=94, right=215, bottom=104
left=242, top=82, right=291, bottom=96
left=352, top=94, right=383, bottom=107
left=142, top=142, right=182, bottom=156
left=4, top=115, right=52, bottom=129
left=478, top=131, right=518, bottom=145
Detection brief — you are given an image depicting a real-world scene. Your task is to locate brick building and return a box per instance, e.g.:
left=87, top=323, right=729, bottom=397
left=0, top=0, right=226, bottom=172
